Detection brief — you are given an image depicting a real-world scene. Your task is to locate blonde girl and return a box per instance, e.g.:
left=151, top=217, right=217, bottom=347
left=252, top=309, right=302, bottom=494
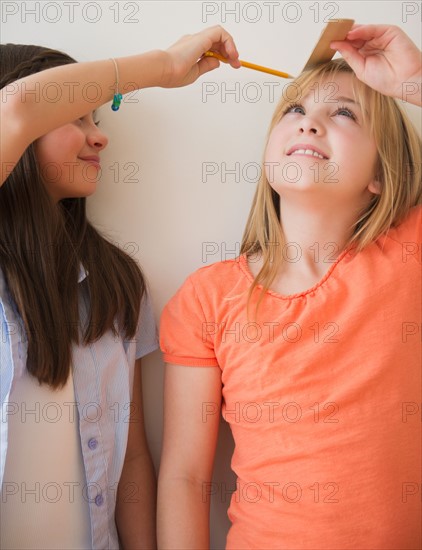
left=158, top=24, right=421, bottom=549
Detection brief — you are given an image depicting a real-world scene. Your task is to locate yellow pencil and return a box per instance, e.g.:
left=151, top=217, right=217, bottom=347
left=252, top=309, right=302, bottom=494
left=203, top=51, right=293, bottom=79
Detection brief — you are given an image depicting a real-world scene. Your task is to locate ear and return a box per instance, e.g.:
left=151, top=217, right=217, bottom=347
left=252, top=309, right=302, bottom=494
left=368, top=179, right=381, bottom=195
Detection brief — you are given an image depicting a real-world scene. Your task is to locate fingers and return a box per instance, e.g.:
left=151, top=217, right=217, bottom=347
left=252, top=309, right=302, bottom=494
left=201, top=25, right=241, bottom=68
left=220, top=33, right=241, bottom=68
left=329, top=41, right=365, bottom=75
left=338, top=38, right=367, bottom=49
left=330, top=38, right=366, bottom=52
left=330, top=24, right=392, bottom=59
left=196, top=56, right=220, bottom=78
left=330, top=24, right=393, bottom=53
left=345, top=24, right=391, bottom=42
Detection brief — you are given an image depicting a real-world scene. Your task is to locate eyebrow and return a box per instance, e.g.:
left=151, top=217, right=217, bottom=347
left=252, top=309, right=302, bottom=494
left=334, top=96, right=360, bottom=106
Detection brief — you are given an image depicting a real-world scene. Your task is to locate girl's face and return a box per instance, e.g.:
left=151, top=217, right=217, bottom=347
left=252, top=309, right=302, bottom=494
left=34, top=112, right=108, bottom=202
left=265, top=72, right=380, bottom=206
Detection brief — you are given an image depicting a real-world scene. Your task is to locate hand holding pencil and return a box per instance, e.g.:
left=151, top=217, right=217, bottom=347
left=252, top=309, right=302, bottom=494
left=203, top=51, right=294, bottom=79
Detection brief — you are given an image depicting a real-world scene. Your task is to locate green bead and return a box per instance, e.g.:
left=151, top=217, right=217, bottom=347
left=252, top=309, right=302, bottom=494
left=111, top=93, right=122, bottom=111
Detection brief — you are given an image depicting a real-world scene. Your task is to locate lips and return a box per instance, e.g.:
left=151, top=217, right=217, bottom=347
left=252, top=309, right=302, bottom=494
left=79, top=155, right=100, bottom=163
left=79, top=156, right=101, bottom=169
left=286, top=144, right=329, bottom=160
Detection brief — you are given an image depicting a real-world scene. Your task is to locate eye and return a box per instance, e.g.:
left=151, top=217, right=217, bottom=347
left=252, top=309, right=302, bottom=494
left=91, top=110, right=100, bottom=127
left=333, top=105, right=357, bottom=121
left=283, top=103, right=305, bottom=115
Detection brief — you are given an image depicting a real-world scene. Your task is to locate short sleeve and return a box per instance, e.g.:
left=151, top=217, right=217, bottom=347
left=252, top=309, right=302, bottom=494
left=385, top=205, right=421, bottom=263
left=160, top=276, right=218, bottom=367
left=125, top=291, right=158, bottom=361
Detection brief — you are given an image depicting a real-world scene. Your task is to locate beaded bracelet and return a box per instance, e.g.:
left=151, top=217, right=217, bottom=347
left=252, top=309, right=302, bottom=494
left=110, top=58, right=122, bottom=111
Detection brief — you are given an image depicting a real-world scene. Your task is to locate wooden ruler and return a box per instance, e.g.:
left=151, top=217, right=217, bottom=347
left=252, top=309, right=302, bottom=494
left=301, top=19, right=355, bottom=73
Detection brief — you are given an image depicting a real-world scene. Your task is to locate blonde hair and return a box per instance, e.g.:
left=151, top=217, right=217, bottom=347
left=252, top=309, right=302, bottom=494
left=241, top=58, right=421, bottom=301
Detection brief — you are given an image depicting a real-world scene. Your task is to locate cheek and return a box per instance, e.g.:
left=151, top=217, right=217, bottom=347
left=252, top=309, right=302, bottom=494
left=264, top=141, right=279, bottom=183
left=36, top=126, right=85, bottom=168
left=361, top=139, right=378, bottom=172
left=264, top=126, right=284, bottom=164
left=264, top=123, right=294, bottom=184
left=334, top=128, right=378, bottom=177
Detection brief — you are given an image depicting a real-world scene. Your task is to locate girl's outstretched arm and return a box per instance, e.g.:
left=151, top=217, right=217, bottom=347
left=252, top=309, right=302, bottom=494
left=157, top=364, right=222, bottom=549
left=0, top=25, right=240, bottom=186
left=115, top=358, right=157, bottom=549
left=331, top=24, right=421, bottom=105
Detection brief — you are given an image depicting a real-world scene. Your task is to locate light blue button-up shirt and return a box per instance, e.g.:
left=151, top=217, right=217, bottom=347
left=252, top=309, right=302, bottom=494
left=0, top=267, right=158, bottom=549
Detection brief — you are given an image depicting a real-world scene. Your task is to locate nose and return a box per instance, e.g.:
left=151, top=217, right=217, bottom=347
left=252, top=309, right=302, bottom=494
left=87, top=125, right=109, bottom=151
left=298, top=116, right=324, bottom=136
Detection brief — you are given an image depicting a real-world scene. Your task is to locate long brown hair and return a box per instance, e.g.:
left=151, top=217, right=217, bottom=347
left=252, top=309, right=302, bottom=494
left=241, top=58, right=421, bottom=302
left=0, top=44, right=145, bottom=388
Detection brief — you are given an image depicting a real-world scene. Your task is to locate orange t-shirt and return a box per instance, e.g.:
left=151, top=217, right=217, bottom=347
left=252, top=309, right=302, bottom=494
left=160, top=206, right=421, bottom=549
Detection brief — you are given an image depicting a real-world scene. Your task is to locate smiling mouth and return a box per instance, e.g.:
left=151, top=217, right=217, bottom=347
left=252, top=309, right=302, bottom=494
left=290, top=149, right=326, bottom=159
left=80, top=158, right=101, bottom=168
left=287, top=147, right=329, bottom=160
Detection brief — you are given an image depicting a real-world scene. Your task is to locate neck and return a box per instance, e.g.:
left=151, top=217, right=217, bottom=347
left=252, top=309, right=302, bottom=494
left=247, top=190, right=374, bottom=295
left=277, top=193, right=367, bottom=278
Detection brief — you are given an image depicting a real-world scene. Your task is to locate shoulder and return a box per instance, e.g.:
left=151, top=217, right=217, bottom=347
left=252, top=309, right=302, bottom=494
left=166, top=258, right=250, bottom=313
left=187, top=257, right=249, bottom=295
left=160, top=259, right=248, bottom=365
left=162, top=257, right=249, bottom=322
left=379, top=206, right=421, bottom=262
left=388, top=205, right=421, bottom=242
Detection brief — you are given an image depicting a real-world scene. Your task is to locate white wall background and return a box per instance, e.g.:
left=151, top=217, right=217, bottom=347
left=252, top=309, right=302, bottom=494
left=3, top=1, right=421, bottom=547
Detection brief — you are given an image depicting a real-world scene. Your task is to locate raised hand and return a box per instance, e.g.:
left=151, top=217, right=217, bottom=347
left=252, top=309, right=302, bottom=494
left=161, top=25, right=241, bottom=88
left=331, top=24, right=421, bottom=105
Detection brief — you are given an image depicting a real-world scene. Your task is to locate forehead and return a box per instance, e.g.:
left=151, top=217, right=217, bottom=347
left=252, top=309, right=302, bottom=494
left=301, top=72, right=357, bottom=103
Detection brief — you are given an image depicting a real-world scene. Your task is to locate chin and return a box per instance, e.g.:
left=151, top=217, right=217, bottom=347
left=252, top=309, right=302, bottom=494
left=275, top=180, right=322, bottom=194
left=82, top=186, right=97, bottom=198
left=59, top=186, right=97, bottom=201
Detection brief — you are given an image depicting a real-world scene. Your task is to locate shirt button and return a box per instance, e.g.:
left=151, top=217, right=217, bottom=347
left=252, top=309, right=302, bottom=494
left=95, top=494, right=104, bottom=507
left=88, top=438, right=98, bottom=450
